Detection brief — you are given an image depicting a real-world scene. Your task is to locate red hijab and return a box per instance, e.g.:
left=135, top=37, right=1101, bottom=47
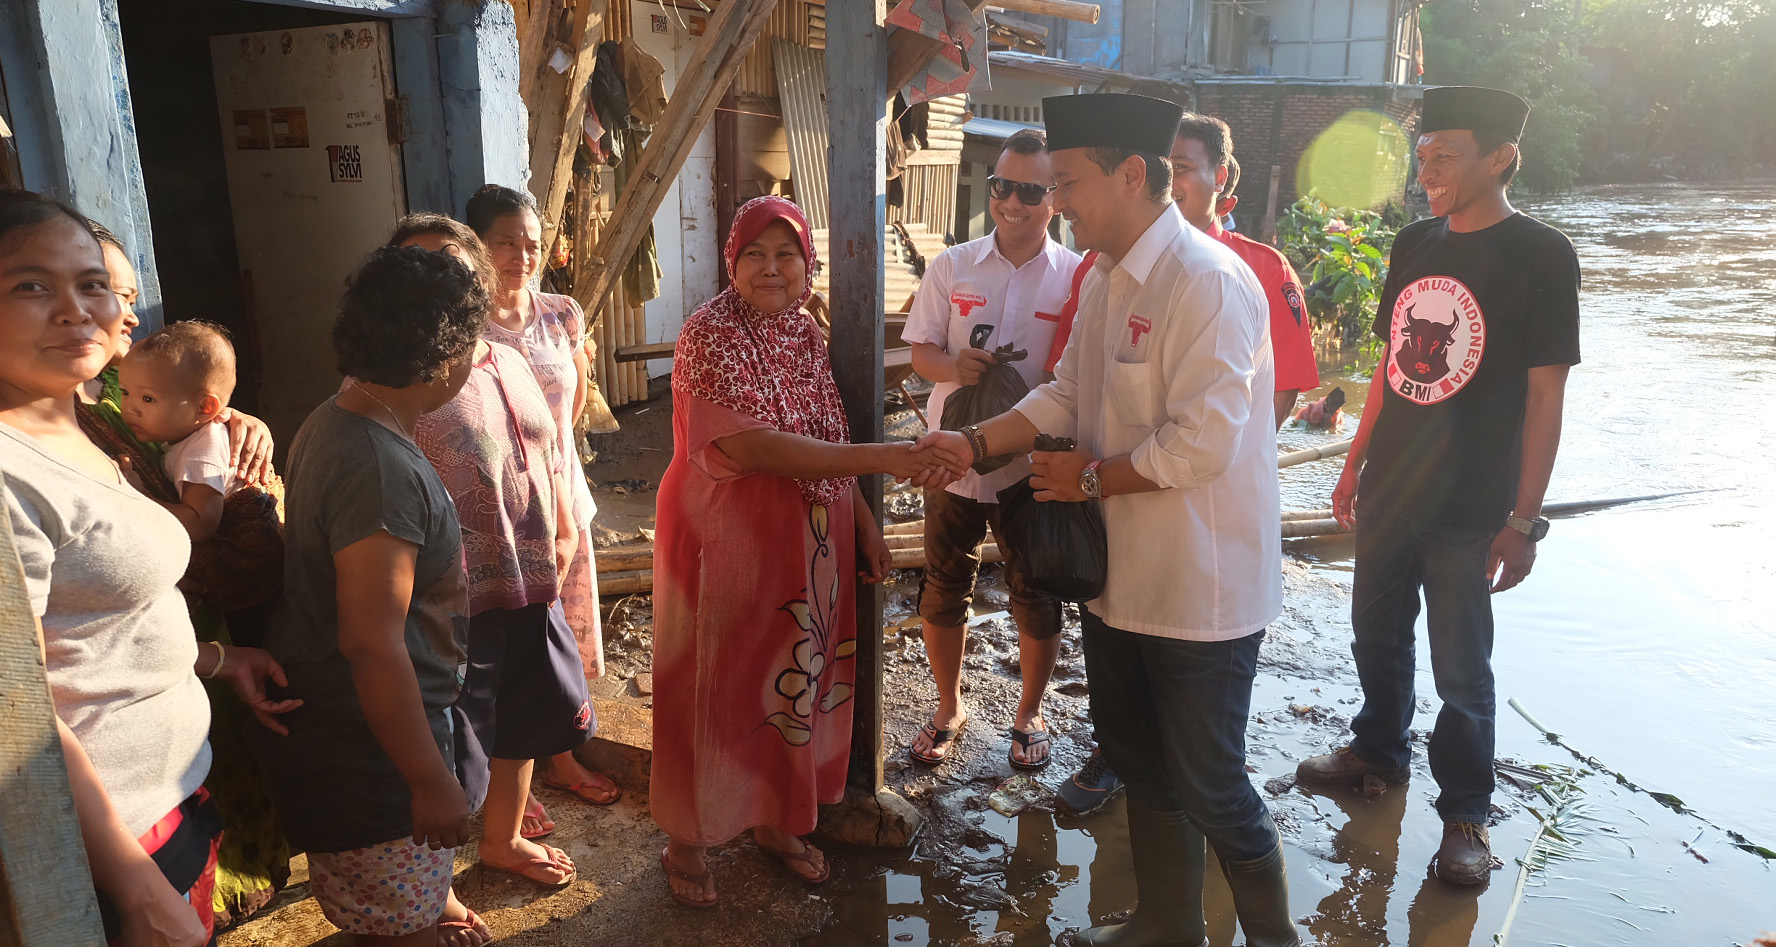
left=673, top=197, right=854, bottom=508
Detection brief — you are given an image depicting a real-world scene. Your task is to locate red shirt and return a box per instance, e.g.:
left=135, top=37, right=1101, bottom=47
left=1208, top=225, right=1321, bottom=393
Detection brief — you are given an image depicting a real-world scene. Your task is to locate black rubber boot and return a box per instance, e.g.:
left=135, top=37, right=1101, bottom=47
left=1070, top=803, right=1207, bottom=947
left=1218, top=841, right=1302, bottom=947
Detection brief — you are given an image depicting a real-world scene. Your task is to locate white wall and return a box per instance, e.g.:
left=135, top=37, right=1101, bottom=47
left=629, top=1, right=718, bottom=379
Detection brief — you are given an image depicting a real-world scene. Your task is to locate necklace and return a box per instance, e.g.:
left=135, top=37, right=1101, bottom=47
left=350, top=382, right=413, bottom=438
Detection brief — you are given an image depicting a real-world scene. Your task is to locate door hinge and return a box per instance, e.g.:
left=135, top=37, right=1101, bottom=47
left=386, top=96, right=410, bottom=145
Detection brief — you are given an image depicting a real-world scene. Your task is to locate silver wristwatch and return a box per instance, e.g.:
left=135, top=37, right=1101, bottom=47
left=1079, top=461, right=1103, bottom=499
left=1505, top=514, right=1550, bottom=542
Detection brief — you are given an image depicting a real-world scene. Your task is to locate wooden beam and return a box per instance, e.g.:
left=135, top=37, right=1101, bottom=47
left=528, top=0, right=605, bottom=253
left=828, top=0, right=890, bottom=795
left=989, top=0, right=1099, bottom=24
left=0, top=476, right=106, bottom=945
left=885, top=0, right=991, bottom=94
left=572, top=0, right=781, bottom=320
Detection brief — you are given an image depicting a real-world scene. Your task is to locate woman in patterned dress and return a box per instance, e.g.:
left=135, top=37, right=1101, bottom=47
left=651, top=196, right=952, bottom=908
left=465, top=185, right=619, bottom=830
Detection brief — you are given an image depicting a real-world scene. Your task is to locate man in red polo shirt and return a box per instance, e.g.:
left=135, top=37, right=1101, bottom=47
left=1171, top=114, right=1320, bottom=429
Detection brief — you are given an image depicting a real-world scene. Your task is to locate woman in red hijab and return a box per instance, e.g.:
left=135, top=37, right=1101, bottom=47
left=652, top=197, right=944, bottom=907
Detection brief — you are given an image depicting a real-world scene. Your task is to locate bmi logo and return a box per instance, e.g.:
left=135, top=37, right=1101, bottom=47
left=1385, top=275, right=1485, bottom=405
left=327, top=144, right=364, bottom=183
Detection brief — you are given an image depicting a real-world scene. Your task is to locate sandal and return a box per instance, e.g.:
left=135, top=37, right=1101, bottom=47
left=759, top=836, right=831, bottom=885
left=521, top=796, right=554, bottom=840
left=479, top=844, right=576, bottom=887
left=660, top=847, right=717, bottom=909
left=437, top=907, right=491, bottom=947
left=909, top=716, right=968, bottom=765
left=1009, top=725, right=1052, bottom=771
left=543, top=773, right=622, bottom=806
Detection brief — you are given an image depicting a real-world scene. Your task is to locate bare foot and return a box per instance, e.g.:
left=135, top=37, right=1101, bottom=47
left=754, top=826, right=829, bottom=883
left=479, top=837, right=575, bottom=885
left=543, top=753, right=620, bottom=804
left=663, top=841, right=716, bottom=906
left=438, top=890, right=491, bottom=947
left=1010, top=712, right=1050, bottom=768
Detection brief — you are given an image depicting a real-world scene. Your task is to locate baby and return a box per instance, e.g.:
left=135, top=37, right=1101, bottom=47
left=117, top=321, right=239, bottom=541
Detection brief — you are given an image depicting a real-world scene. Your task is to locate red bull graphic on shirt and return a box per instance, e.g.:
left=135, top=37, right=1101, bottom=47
left=1386, top=276, right=1486, bottom=404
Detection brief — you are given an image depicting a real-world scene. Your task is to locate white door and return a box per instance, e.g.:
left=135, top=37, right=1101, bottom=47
left=211, top=22, right=406, bottom=444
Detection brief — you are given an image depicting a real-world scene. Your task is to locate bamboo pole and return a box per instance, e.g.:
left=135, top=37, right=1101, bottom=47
left=1278, top=438, right=1353, bottom=469
left=989, top=0, right=1099, bottom=24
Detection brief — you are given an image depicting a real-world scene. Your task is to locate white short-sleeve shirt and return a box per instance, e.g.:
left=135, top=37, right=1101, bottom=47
left=1014, top=209, right=1282, bottom=641
left=162, top=421, right=236, bottom=497
left=900, top=233, right=1083, bottom=502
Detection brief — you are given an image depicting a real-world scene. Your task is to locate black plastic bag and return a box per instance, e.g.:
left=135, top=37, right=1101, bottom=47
left=995, top=453, right=1108, bottom=603
left=940, top=326, right=1031, bottom=474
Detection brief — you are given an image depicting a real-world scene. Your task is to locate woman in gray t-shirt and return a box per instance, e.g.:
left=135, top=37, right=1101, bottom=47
left=250, top=245, right=491, bottom=942
left=0, top=191, right=299, bottom=944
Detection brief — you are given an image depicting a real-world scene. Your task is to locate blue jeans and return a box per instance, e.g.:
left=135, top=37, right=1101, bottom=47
left=1082, top=610, right=1279, bottom=863
left=1349, top=505, right=1497, bottom=824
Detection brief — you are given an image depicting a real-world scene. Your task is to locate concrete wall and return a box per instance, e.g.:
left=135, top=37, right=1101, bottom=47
left=1196, top=81, right=1418, bottom=217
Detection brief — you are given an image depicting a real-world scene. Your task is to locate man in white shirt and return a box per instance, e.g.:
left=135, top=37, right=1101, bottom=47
left=901, top=129, right=1083, bottom=771
left=919, top=93, right=1298, bottom=947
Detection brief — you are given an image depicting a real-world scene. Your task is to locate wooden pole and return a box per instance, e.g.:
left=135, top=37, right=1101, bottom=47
left=0, top=477, right=107, bottom=945
left=572, top=0, right=781, bottom=320
left=529, top=0, right=605, bottom=253
left=989, top=0, right=1101, bottom=24
left=829, top=0, right=890, bottom=794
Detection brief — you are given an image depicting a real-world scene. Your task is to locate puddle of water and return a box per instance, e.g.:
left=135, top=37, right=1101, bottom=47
left=817, top=183, right=1776, bottom=946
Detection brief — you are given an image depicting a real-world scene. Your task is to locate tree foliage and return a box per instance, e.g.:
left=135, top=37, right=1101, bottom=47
left=1276, top=192, right=1404, bottom=350
left=1582, top=0, right=1776, bottom=180
left=1420, top=0, right=1598, bottom=192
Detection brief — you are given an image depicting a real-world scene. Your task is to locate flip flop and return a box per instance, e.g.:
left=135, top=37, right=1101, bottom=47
left=759, top=837, right=831, bottom=885
left=1009, top=726, right=1052, bottom=771
left=479, top=844, right=576, bottom=887
left=543, top=774, right=622, bottom=806
left=909, top=716, right=968, bottom=765
left=437, top=908, right=491, bottom=947
left=660, top=847, right=717, bottom=909
left=521, top=796, right=554, bottom=840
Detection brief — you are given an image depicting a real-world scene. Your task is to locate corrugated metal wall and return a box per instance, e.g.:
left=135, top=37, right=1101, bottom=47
left=773, top=37, right=831, bottom=230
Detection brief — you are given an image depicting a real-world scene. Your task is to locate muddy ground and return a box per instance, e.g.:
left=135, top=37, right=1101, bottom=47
left=220, top=389, right=1770, bottom=947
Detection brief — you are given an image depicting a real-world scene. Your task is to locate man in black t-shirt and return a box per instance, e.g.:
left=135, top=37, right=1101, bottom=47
left=1297, top=87, right=1581, bottom=886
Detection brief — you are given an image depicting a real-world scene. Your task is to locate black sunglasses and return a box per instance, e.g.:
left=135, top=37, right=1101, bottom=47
left=987, top=175, right=1057, bottom=206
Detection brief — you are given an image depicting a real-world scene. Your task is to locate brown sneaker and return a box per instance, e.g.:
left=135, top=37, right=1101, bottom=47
left=1294, top=746, right=1410, bottom=788
left=1433, top=821, right=1500, bottom=885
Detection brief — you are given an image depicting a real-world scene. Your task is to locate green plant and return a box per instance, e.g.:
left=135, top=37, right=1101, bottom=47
left=1275, top=191, right=1403, bottom=351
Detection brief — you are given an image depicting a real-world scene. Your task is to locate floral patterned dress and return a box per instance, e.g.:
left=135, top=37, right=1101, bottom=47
left=650, top=196, right=858, bottom=845
left=483, top=290, right=604, bottom=677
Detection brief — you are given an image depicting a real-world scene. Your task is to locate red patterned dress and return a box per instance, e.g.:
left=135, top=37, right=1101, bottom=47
left=650, top=197, right=858, bottom=845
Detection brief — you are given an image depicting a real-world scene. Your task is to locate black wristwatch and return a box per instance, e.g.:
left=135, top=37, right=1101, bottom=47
left=1505, top=515, right=1550, bottom=542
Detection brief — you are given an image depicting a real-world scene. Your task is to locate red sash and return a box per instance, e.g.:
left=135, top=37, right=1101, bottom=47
left=1045, top=250, right=1099, bottom=373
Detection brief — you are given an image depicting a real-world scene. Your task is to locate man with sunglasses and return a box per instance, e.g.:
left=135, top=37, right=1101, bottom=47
left=900, top=128, right=1082, bottom=772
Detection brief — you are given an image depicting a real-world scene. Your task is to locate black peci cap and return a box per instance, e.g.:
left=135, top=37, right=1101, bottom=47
left=1419, top=86, right=1530, bottom=142
left=1043, top=93, right=1183, bottom=154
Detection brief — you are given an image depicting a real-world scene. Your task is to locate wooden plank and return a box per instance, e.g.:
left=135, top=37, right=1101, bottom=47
left=572, top=0, right=783, bottom=325
left=0, top=475, right=106, bottom=945
left=614, top=341, right=678, bottom=362
left=828, top=0, right=890, bottom=794
left=529, top=0, right=605, bottom=254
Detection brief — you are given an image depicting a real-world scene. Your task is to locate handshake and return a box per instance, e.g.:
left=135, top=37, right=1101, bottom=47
left=873, top=431, right=977, bottom=489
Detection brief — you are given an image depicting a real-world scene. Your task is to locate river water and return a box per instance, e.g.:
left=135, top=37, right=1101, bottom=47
left=815, top=183, right=1776, bottom=946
